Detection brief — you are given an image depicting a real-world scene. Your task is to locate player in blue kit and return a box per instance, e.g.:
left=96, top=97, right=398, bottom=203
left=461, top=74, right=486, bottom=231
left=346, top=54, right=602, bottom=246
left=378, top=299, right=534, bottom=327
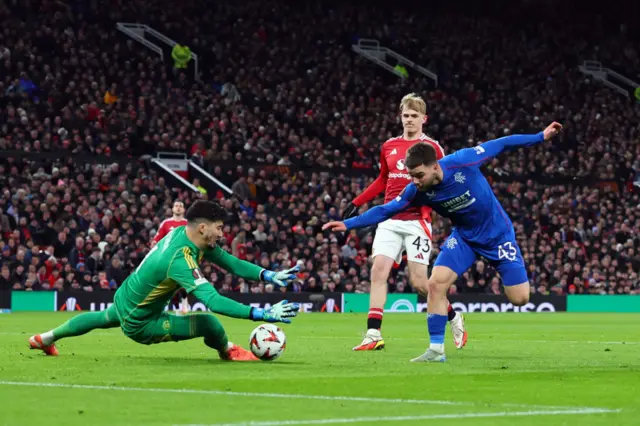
left=323, top=122, right=563, bottom=362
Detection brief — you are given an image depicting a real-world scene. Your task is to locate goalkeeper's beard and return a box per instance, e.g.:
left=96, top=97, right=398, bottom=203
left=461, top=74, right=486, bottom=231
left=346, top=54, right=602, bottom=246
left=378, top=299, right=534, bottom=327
left=200, top=230, right=222, bottom=247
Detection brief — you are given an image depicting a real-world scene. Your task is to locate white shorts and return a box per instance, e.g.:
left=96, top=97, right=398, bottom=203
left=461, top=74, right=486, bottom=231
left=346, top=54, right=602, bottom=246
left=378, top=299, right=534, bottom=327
left=372, top=219, right=433, bottom=266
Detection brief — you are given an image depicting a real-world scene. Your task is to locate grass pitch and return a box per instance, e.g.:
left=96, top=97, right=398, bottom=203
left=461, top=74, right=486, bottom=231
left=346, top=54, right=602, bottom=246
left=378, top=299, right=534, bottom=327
left=1, top=312, right=639, bottom=425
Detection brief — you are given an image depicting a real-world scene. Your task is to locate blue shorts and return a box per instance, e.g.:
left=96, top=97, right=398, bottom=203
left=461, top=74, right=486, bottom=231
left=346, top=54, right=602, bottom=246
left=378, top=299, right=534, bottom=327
left=433, top=229, right=528, bottom=286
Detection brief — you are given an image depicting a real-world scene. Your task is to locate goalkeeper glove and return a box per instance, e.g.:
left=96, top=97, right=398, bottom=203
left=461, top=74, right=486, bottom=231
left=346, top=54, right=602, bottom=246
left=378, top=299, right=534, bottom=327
left=250, top=300, right=300, bottom=324
left=261, top=266, right=299, bottom=287
left=342, top=202, right=359, bottom=220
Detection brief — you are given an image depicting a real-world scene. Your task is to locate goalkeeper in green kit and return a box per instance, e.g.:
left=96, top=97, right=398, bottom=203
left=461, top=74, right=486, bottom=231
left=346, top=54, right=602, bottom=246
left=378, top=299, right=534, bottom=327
left=29, top=201, right=301, bottom=361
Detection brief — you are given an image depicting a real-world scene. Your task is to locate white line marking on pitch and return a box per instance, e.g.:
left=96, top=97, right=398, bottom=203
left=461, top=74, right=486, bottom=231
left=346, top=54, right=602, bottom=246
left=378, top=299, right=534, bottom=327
left=2, top=332, right=638, bottom=346
left=176, top=408, right=621, bottom=426
left=297, top=336, right=640, bottom=345
left=0, top=381, right=616, bottom=412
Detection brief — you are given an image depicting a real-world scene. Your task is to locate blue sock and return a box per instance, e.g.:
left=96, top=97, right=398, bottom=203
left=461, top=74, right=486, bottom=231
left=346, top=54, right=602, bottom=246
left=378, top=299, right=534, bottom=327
left=427, top=313, right=447, bottom=347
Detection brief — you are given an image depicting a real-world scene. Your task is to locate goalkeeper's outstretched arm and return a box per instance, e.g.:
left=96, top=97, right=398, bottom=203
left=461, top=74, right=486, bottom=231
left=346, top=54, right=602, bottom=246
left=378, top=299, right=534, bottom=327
left=192, top=284, right=254, bottom=318
left=204, top=245, right=299, bottom=287
left=167, top=252, right=254, bottom=318
left=168, top=249, right=299, bottom=323
left=204, top=245, right=265, bottom=281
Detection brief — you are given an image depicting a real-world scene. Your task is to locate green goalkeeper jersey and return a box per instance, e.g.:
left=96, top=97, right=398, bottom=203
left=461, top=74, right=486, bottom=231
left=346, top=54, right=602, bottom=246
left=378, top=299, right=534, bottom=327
left=113, top=226, right=263, bottom=332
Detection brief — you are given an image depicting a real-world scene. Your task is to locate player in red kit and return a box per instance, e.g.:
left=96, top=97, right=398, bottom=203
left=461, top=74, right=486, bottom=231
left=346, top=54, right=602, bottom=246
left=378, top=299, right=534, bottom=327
left=343, top=93, right=468, bottom=351
left=151, top=201, right=189, bottom=314
left=152, top=201, right=188, bottom=246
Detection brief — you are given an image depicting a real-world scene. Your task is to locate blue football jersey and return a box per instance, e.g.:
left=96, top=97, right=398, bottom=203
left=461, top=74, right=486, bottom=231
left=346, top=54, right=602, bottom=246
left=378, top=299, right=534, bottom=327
left=344, top=132, right=546, bottom=247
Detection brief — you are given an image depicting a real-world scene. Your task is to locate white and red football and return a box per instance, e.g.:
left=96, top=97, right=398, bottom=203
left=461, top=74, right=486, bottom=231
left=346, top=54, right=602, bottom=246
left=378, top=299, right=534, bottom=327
left=249, top=323, right=287, bottom=361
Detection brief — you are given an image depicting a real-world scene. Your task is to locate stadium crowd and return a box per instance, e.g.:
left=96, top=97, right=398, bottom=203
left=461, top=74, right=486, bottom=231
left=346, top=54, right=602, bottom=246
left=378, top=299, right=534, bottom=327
left=0, top=0, right=638, bottom=297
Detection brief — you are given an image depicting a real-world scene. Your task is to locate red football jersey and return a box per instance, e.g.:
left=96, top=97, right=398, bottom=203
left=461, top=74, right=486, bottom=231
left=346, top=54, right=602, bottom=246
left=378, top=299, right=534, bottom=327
left=152, top=218, right=188, bottom=244
left=353, top=134, right=445, bottom=222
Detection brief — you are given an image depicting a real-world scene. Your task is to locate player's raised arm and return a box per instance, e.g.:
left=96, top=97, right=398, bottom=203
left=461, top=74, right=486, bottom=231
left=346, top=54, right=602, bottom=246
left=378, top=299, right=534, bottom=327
left=343, top=147, right=389, bottom=219
left=204, top=245, right=300, bottom=287
left=324, top=183, right=418, bottom=232
left=204, top=245, right=264, bottom=282
left=168, top=250, right=299, bottom=323
left=453, top=122, right=562, bottom=167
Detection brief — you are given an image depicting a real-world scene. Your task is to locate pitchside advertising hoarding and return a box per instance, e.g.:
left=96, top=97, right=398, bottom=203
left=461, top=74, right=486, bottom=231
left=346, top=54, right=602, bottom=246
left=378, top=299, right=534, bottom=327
left=0, top=290, right=11, bottom=311
left=4, top=291, right=640, bottom=313
left=567, top=295, right=640, bottom=313
left=418, top=294, right=567, bottom=313
left=342, top=293, right=419, bottom=313
left=342, top=293, right=567, bottom=313
left=50, top=292, right=343, bottom=313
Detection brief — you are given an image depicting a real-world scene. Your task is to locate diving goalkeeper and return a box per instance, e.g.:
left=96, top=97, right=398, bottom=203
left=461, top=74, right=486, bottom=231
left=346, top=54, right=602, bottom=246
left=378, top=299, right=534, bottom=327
left=29, top=200, right=301, bottom=361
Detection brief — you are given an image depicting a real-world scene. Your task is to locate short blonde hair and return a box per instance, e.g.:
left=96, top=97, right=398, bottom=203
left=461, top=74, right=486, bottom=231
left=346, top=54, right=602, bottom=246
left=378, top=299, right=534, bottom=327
left=399, top=93, right=426, bottom=115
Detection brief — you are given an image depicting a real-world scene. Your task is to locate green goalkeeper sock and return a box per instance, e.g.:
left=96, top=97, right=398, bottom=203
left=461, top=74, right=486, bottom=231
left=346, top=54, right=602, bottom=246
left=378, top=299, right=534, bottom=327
left=43, top=307, right=120, bottom=344
left=195, top=314, right=229, bottom=352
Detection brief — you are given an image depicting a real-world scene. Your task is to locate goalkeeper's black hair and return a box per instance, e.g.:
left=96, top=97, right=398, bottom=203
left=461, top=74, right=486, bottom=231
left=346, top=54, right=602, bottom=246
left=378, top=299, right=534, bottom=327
left=185, top=200, right=227, bottom=224
left=405, top=142, right=438, bottom=169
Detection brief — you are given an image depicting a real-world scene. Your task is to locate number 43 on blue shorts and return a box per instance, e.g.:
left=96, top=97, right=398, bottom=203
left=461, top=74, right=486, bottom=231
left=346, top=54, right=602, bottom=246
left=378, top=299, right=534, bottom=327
left=434, top=230, right=528, bottom=287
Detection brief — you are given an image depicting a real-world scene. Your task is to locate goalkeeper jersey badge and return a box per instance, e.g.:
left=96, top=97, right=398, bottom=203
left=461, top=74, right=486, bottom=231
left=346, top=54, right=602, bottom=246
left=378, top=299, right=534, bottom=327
left=192, top=268, right=208, bottom=285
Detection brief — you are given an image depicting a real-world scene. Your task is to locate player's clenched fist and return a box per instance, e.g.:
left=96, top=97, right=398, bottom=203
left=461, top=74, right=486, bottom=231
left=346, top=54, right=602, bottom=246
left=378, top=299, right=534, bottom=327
left=543, top=122, right=563, bottom=141
left=322, top=221, right=347, bottom=232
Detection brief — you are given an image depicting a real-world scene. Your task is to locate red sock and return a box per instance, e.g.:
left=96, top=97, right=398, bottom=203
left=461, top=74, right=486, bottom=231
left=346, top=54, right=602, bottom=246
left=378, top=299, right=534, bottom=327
left=367, top=308, right=384, bottom=330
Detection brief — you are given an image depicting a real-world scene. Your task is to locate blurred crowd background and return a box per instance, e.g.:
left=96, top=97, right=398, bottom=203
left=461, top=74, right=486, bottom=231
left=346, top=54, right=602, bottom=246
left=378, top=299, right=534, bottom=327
left=1, top=0, right=638, bottom=297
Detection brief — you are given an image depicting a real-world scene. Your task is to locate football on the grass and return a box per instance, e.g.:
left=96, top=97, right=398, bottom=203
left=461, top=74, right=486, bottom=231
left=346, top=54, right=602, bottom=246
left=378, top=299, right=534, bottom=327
left=249, top=323, right=287, bottom=361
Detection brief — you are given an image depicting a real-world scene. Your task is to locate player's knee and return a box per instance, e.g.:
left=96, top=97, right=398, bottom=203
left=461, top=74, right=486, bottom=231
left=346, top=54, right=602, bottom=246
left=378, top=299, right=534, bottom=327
left=371, top=258, right=392, bottom=283
left=409, top=273, right=428, bottom=296
left=426, top=278, right=446, bottom=296
left=508, top=293, right=530, bottom=306
left=370, top=276, right=387, bottom=289
left=504, top=281, right=530, bottom=306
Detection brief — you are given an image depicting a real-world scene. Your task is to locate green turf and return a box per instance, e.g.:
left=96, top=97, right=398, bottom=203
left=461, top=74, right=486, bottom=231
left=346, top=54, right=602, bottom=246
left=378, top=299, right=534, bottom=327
left=1, top=312, right=639, bottom=426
